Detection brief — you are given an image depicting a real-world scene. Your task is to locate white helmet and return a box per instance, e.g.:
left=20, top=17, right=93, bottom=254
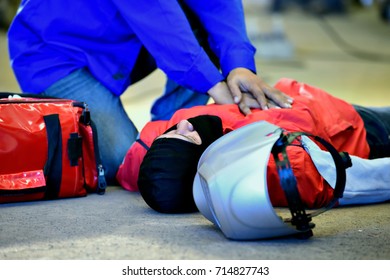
left=193, top=121, right=351, bottom=240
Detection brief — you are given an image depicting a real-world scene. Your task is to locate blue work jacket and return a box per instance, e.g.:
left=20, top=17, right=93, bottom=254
left=8, top=0, right=256, bottom=96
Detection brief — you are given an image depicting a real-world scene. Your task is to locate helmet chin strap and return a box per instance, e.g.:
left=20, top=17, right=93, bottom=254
left=271, top=130, right=353, bottom=239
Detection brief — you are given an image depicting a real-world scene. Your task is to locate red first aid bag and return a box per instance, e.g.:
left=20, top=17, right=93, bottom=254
left=0, top=93, right=107, bottom=203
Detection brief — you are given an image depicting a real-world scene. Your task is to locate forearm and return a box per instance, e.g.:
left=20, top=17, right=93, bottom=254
left=182, top=0, right=257, bottom=76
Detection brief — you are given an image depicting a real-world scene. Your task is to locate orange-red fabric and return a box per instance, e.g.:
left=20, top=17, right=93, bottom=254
left=116, top=78, right=370, bottom=208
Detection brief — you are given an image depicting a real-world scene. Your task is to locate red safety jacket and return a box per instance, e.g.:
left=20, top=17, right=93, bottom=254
left=117, top=78, right=369, bottom=208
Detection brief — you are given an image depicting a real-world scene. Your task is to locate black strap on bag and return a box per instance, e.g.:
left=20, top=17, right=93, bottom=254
left=272, top=131, right=352, bottom=239
left=43, top=114, right=63, bottom=199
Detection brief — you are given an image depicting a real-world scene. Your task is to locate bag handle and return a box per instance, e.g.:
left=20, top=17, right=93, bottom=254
left=43, top=114, right=63, bottom=199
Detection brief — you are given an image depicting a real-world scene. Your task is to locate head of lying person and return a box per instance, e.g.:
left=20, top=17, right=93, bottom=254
left=138, top=115, right=224, bottom=213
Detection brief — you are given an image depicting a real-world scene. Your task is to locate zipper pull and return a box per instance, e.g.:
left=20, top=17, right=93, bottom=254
left=75, top=102, right=91, bottom=125
left=97, top=164, right=107, bottom=195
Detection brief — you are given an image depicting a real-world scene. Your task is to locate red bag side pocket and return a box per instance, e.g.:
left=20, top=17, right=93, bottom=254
left=79, top=123, right=98, bottom=191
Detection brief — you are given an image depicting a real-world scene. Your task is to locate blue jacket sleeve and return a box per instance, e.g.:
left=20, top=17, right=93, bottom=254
left=182, top=0, right=257, bottom=77
left=111, top=0, right=225, bottom=94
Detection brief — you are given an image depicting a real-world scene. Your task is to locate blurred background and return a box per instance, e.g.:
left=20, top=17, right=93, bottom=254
left=1, top=0, right=390, bottom=130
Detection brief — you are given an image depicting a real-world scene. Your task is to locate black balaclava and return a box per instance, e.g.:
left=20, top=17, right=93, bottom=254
left=138, top=115, right=223, bottom=213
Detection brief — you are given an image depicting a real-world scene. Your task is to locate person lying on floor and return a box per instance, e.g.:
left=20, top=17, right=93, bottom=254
left=116, top=78, right=390, bottom=213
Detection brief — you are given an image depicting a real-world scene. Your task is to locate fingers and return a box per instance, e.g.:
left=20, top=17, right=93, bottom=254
left=227, top=82, right=242, bottom=104
left=237, top=93, right=261, bottom=115
left=236, top=85, right=293, bottom=113
left=267, top=99, right=282, bottom=109
left=263, top=86, right=293, bottom=108
left=226, top=68, right=294, bottom=112
left=250, top=86, right=270, bottom=110
left=238, top=102, right=252, bottom=115
left=237, top=91, right=292, bottom=115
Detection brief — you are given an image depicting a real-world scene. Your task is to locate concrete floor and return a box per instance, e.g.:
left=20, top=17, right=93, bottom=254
left=0, top=1, right=390, bottom=261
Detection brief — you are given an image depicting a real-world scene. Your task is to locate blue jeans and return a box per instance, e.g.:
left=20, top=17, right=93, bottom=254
left=151, top=79, right=209, bottom=121
left=44, top=68, right=138, bottom=184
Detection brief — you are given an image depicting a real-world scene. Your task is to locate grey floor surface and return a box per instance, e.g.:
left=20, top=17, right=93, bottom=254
left=1, top=1, right=390, bottom=260
left=1, top=187, right=390, bottom=260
